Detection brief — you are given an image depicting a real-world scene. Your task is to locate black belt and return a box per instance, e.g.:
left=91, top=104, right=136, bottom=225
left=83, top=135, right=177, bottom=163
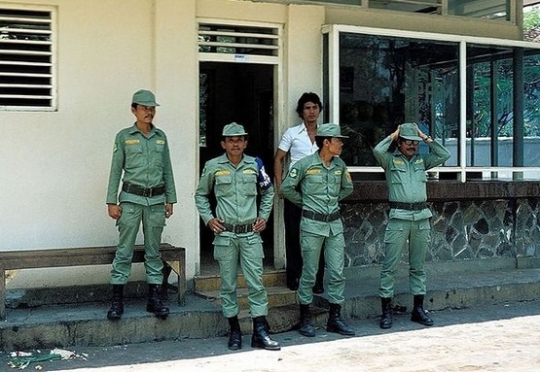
left=389, top=202, right=427, bottom=211
left=302, top=210, right=341, bottom=222
left=222, top=223, right=253, bottom=234
left=122, top=183, right=165, bottom=197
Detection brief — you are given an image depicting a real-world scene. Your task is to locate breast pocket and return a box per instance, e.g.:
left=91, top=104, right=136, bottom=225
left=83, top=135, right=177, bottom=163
left=125, top=144, right=144, bottom=169
left=215, top=176, right=233, bottom=197
left=305, top=175, right=324, bottom=194
left=389, top=166, right=407, bottom=185
left=241, top=174, right=258, bottom=196
left=413, top=165, right=428, bottom=183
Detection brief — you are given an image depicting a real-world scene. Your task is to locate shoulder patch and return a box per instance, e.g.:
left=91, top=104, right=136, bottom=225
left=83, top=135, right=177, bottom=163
left=289, top=168, right=298, bottom=178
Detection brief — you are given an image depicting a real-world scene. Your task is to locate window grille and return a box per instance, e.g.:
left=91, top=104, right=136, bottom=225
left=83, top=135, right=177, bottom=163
left=198, top=22, right=279, bottom=58
left=0, top=7, right=54, bottom=111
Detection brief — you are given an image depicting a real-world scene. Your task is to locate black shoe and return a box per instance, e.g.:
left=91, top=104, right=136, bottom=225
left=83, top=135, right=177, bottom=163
left=107, top=285, right=124, bottom=321
left=251, top=317, right=281, bottom=351
left=147, top=284, right=169, bottom=319
left=411, top=307, right=434, bottom=326
left=107, top=300, right=124, bottom=321
left=228, top=329, right=242, bottom=350
left=299, top=304, right=316, bottom=337
left=410, top=295, right=434, bottom=326
left=327, top=304, right=355, bottom=336
left=379, top=297, right=393, bottom=329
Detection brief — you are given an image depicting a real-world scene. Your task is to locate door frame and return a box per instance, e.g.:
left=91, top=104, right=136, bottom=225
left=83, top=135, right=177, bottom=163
left=196, top=19, right=285, bottom=275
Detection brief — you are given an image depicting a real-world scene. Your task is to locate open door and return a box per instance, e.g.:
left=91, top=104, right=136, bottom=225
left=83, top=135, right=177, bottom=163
left=199, top=62, right=274, bottom=273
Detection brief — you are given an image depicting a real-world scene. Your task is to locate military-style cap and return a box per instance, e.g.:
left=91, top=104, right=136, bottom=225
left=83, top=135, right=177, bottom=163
left=315, top=123, right=348, bottom=138
left=132, top=89, right=160, bottom=107
left=222, top=122, right=248, bottom=136
left=399, top=123, right=423, bottom=141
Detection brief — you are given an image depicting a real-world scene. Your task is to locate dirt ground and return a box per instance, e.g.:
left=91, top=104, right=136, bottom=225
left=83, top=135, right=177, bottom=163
left=3, top=300, right=540, bottom=372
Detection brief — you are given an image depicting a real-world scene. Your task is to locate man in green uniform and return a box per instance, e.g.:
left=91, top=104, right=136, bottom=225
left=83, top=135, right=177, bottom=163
left=281, top=123, right=355, bottom=338
left=194, top=122, right=280, bottom=351
left=106, top=89, right=176, bottom=321
left=373, top=123, right=450, bottom=329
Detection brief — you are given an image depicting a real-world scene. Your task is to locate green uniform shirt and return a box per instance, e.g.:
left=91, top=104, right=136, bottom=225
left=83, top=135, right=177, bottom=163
left=106, top=124, right=177, bottom=206
left=194, top=153, right=274, bottom=226
left=373, top=136, right=450, bottom=221
left=280, top=152, right=353, bottom=236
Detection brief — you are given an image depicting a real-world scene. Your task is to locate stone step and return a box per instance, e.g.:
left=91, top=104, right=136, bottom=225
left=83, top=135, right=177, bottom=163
left=195, top=285, right=298, bottom=309
left=193, top=270, right=287, bottom=293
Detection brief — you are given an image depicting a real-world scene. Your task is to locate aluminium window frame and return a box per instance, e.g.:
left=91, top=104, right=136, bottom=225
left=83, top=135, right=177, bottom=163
left=323, top=24, right=540, bottom=182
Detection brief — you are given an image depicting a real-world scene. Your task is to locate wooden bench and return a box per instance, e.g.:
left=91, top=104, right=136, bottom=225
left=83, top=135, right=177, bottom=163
left=0, top=243, right=186, bottom=320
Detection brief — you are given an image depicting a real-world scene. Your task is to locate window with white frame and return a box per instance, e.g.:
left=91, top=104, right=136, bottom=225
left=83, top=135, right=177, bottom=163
left=323, top=25, right=540, bottom=181
left=0, top=6, right=55, bottom=111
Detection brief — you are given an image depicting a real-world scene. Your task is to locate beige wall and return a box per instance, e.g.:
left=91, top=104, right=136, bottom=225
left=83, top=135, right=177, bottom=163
left=2, top=0, right=199, bottom=287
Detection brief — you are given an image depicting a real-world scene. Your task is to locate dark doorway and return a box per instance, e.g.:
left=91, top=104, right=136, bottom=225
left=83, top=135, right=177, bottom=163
left=199, top=62, right=275, bottom=272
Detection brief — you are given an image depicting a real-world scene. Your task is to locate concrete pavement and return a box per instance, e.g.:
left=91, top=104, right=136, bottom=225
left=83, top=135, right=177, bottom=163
left=2, top=299, right=540, bottom=371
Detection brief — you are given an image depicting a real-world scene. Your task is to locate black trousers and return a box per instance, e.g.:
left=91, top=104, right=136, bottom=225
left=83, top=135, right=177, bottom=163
left=284, top=199, right=324, bottom=288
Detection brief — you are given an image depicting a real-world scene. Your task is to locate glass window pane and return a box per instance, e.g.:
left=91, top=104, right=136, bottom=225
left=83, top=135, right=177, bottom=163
left=448, top=0, right=509, bottom=20
left=338, top=32, right=459, bottom=166
left=466, top=45, right=514, bottom=168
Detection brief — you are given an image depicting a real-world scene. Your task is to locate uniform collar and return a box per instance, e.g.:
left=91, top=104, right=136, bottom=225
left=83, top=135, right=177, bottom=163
left=129, top=123, right=160, bottom=137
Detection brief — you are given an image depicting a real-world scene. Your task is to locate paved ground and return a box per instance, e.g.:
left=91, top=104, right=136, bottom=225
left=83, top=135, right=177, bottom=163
left=2, top=299, right=539, bottom=372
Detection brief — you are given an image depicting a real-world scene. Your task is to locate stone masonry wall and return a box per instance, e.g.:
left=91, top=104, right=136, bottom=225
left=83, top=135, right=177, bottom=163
left=342, top=182, right=540, bottom=269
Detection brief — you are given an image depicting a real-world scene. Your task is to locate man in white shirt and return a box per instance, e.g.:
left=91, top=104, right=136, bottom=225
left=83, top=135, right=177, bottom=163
left=274, top=92, right=326, bottom=293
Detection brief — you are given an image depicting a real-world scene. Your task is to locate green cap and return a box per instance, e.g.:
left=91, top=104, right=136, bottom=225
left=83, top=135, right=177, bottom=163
left=399, top=123, right=422, bottom=141
left=222, top=122, right=248, bottom=136
left=132, top=89, right=160, bottom=107
left=316, top=123, right=348, bottom=138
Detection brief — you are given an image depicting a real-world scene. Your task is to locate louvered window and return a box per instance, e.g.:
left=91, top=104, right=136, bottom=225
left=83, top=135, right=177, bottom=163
left=198, top=22, right=280, bottom=63
left=0, top=6, right=54, bottom=111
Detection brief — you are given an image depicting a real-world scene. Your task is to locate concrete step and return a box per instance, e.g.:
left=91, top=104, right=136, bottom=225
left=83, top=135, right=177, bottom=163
left=195, top=285, right=298, bottom=309
left=193, top=270, right=287, bottom=292
left=2, top=266, right=539, bottom=350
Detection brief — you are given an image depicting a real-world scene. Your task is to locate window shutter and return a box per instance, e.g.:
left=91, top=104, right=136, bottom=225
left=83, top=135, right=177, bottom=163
left=0, top=7, right=54, bottom=110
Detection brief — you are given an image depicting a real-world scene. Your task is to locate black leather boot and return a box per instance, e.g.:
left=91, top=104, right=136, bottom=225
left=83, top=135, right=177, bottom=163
left=410, top=295, right=434, bottom=326
left=146, top=284, right=169, bottom=319
left=379, top=297, right=393, bottom=329
left=299, top=304, right=316, bottom=337
left=227, top=315, right=242, bottom=350
left=251, top=316, right=281, bottom=350
left=326, top=303, right=355, bottom=336
left=107, top=284, right=124, bottom=321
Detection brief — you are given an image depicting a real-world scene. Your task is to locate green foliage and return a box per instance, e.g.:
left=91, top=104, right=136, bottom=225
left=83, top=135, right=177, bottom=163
left=524, top=6, right=540, bottom=30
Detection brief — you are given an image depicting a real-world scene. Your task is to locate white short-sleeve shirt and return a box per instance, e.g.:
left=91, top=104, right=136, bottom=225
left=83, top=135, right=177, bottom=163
left=278, top=122, right=319, bottom=169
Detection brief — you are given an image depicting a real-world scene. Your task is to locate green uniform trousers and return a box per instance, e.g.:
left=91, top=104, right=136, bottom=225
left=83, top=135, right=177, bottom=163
left=298, top=230, right=346, bottom=305
left=379, top=218, right=431, bottom=298
left=213, top=233, right=268, bottom=318
left=110, top=202, right=166, bottom=285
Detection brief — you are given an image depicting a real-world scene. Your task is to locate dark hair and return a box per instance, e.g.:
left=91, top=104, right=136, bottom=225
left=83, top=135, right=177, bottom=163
left=296, top=92, right=322, bottom=119
left=131, top=103, right=138, bottom=109
left=315, top=136, right=328, bottom=149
